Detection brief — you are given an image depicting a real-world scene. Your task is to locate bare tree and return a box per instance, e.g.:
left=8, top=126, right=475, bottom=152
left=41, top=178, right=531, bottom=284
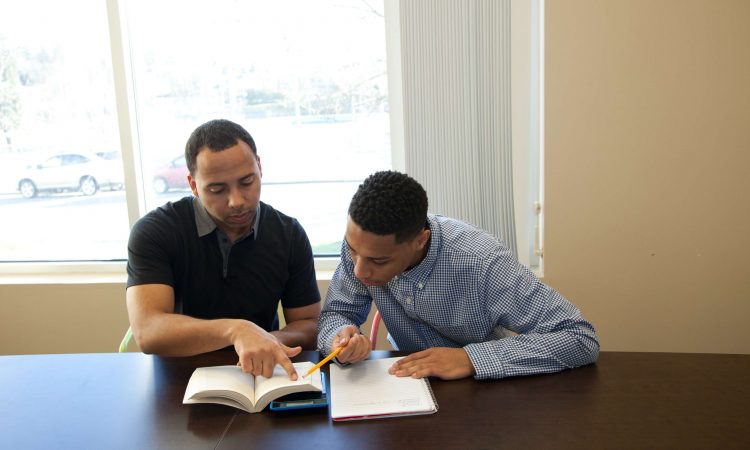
left=0, top=45, right=21, bottom=148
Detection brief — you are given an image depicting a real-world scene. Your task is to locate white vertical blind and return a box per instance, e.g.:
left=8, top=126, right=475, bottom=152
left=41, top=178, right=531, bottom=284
left=399, top=0, right=517, bottom=257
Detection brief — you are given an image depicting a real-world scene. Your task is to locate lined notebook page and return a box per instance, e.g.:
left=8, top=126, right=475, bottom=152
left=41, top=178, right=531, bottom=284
left=330, top=357, right=437, bottom=421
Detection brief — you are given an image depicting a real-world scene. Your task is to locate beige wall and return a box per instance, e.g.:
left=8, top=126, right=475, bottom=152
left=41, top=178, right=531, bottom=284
left=0, top=282, right=130, bottom=354
left=2, top=0, right=749, bottom=356
left=544, top=0, right=750, bottom=353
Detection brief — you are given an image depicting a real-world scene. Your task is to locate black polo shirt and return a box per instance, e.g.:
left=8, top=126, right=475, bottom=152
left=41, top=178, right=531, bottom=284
left=126, top=197, right=320, bottom=331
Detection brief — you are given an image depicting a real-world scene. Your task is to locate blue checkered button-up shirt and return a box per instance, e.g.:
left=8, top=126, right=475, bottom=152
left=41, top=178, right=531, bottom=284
left=318, top=214, right=600, bottom=380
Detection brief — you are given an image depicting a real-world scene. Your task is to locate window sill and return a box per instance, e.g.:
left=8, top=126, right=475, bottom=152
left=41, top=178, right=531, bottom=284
left=0, top=259, right=339, bottom=285
left=0, top=258, right=534, bottom=285
left=0, top=262, right=128, bottom=285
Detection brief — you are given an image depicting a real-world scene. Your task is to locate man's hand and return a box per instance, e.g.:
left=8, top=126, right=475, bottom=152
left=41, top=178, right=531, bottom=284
left=332, top=325, right=371, bottom=364
left=388, top=347, right=475, bottom=380
left=231, top=320, right=302, bottom=380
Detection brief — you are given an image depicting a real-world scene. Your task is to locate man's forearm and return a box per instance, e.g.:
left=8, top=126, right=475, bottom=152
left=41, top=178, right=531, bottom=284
left=272, top=319, right=318, bottom=350
left=134, top=314, right=239, bottom=356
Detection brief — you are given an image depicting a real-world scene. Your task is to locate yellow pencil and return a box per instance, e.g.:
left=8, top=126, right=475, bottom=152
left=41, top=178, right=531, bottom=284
left=304, top=345, right=346, bottom=378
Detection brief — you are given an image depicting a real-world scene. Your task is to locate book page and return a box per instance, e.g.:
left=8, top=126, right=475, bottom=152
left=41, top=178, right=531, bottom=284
left=253, top=361, right=322, bottom=412
left=330, top=357, right=437, bottom=420
left=182, top=365, right=256, bottom=412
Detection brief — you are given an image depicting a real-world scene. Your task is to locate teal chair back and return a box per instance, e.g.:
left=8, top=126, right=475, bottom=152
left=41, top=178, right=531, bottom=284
left=119, top=327, right=133, bottom=353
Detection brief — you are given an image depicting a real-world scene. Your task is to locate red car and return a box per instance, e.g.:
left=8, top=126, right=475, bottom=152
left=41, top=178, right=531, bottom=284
left=152, top=155, right=189, bottom=193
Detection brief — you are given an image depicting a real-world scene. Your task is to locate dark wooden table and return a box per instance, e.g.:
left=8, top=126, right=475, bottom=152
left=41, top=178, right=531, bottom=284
left=1, top=351, right=748, bottom=449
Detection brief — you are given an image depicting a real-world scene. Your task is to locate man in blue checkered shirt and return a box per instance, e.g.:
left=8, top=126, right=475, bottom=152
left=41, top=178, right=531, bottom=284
left=317, top=170, right=599, bottom=380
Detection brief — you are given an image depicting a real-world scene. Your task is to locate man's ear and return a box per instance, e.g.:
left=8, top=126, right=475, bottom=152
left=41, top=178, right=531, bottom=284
left=188, top=174, right=199, bottom=197
left=415, top=228, right=431, bottom=250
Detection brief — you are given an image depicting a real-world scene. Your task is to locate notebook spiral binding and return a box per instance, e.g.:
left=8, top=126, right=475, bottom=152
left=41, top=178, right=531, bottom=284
left=423, top=378, right=439, bottom=412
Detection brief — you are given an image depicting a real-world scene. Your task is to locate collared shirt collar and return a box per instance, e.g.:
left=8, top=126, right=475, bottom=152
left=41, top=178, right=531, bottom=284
left=192, top=196, right=260, bottom=240
left=392, top=215, right=440, bottom=287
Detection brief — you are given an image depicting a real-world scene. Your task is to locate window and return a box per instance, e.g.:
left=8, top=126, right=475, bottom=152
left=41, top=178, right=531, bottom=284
left=0, top=0, right=127, bottom=262
left=0, top=0, right=390, bottom=263
left=1, top=0, right=542, bottom=273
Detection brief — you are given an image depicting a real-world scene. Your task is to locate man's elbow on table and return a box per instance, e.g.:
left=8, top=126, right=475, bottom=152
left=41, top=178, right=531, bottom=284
left=130, top=325, right=160, bottom=355
left=577, top=331, right=601, bottom=367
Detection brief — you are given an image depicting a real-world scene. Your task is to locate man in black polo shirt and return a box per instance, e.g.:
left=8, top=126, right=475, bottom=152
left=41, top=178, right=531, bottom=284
left=126, top=119, right=320, bottom=380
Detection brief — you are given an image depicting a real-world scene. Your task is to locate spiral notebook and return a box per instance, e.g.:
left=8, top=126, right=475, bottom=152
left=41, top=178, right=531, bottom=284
left=329, top=357, right=438, bottom=421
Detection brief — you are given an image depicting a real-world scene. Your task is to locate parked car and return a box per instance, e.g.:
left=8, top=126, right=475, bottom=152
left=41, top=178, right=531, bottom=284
left=17, top=152, right=124, bottom=199
left=152, top=155, right=189, bottom=193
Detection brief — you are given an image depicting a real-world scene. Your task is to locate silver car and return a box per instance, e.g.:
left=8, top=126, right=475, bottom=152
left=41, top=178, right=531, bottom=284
left=17, top=152, right=125, bottom=199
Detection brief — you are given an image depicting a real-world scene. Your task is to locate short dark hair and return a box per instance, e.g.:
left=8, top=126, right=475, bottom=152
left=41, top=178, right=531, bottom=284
left=348, top=170, right=428, bottom=243
left=184, top=119, right=257, bottom=174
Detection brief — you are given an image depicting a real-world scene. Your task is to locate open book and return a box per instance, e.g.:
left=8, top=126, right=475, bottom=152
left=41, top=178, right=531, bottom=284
left=329, top=357, right=438, bottom=421
left=183, top=361, right=323, bottom=413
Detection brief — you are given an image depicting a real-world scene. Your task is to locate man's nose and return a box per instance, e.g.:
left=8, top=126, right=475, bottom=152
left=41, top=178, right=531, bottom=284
left=353, top=257, right=370, bottom=280
left=227, top=188, right=244, bottom=209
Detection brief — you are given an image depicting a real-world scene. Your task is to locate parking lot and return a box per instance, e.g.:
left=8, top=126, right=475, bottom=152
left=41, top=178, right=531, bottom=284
left=0, top=180, right=358, bottom=261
